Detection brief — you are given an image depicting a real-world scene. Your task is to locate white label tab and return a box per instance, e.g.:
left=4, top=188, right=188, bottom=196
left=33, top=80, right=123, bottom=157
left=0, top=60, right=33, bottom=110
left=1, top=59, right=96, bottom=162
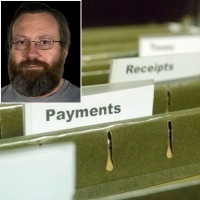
left=139, top=34, right=200, bottom=56
left=24, top=81, right=154, bottom=135
left=109, top=53, right=200, bottom=83
left=0, top=143, right=76, bottom=200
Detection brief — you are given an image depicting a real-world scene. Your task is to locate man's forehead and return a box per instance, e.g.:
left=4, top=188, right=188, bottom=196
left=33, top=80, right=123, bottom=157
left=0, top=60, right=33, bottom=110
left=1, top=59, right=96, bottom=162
left=13, top=13, right=59, bottom=31
left=12, top=13, right=60, bottom=39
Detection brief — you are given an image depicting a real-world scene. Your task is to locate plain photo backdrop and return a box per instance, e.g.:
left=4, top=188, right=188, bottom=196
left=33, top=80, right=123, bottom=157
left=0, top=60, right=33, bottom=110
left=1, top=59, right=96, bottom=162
left=1, top=1, right=81, bottom=88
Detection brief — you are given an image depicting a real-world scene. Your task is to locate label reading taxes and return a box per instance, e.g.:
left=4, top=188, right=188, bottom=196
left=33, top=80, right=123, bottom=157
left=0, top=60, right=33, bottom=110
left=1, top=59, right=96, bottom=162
left=110, top=53, right=200, bottom=83
left=24, top=83, right=154, bottom=135
left=139, top=35, right=200, bottom=56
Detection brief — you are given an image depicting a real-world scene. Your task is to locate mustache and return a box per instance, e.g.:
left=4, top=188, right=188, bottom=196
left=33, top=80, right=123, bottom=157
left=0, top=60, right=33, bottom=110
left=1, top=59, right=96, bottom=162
left=19, top=59, right=49, bottom=68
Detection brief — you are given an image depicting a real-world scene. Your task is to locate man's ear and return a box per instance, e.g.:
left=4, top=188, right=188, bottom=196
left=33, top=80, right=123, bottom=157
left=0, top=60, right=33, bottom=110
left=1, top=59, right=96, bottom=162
left=63, top=49, right=68, bottom=59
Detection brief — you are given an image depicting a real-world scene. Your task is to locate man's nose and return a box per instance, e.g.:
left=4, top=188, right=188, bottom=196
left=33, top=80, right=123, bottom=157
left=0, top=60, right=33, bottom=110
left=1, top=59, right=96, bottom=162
left=24, top=42, right=41, bottom=59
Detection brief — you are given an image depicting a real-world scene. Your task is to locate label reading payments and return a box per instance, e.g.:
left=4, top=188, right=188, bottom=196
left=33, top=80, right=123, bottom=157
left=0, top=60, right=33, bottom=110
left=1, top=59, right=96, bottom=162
left=110, top=53, right=200, bottom=83
left=46, top=103, right=121, bottom=122
left=24, top=81, right=154, bottom=135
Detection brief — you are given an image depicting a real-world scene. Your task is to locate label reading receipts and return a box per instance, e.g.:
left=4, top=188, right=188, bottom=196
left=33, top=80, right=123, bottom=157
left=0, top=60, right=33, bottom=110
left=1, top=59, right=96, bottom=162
left=24, top=81, right=154, bottom=135
left=109, top=53, right=200, bottom=83
left=139, top=34, right=200, bottom=56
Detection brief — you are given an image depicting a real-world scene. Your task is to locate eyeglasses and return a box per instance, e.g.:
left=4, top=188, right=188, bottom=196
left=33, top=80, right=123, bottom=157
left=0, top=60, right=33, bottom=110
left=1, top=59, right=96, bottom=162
left=11, top=38, right=61, bottom=50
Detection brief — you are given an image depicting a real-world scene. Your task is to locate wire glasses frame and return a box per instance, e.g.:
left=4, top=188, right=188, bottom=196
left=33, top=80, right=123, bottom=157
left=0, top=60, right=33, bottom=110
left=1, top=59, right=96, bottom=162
left=11, top=38, right=61, bottom=50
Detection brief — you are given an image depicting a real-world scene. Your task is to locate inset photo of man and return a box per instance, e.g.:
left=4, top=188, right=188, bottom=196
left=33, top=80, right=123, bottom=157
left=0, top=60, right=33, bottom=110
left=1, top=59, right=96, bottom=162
left=1, top=1, right=81, bottom=102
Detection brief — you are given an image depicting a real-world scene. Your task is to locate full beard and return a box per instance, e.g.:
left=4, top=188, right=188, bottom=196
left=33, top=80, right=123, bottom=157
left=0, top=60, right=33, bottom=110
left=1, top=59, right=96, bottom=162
left=8, top=54, right=65, bottom=97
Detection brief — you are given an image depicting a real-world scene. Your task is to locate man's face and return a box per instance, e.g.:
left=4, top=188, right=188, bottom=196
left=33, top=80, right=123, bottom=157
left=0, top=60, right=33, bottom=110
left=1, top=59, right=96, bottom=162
left=8, top=13, right=68, bottom=97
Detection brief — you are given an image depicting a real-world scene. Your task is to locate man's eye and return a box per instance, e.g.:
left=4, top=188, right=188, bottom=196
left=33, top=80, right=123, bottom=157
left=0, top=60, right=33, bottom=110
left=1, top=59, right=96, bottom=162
left=16, top=40, right=27, bottom=45
left=40, top=39, right=51, bottom=45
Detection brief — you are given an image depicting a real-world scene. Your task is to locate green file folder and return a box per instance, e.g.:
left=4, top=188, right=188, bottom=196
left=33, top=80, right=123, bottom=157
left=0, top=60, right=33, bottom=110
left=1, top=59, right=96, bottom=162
left=0, top=76, right=200, bottom=139
left=0, top=24, right=199, bottom=200
left=0, top=104, right=23, bottom=139
left=82, top=24, right=169, bottom=86
left=99, top=175, right=200, bottom=200
left=153, top=77, right=200, bottom=114
left=82, top=24, right=192, bottom=86
left=0, top=107, right=200, bottom=199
